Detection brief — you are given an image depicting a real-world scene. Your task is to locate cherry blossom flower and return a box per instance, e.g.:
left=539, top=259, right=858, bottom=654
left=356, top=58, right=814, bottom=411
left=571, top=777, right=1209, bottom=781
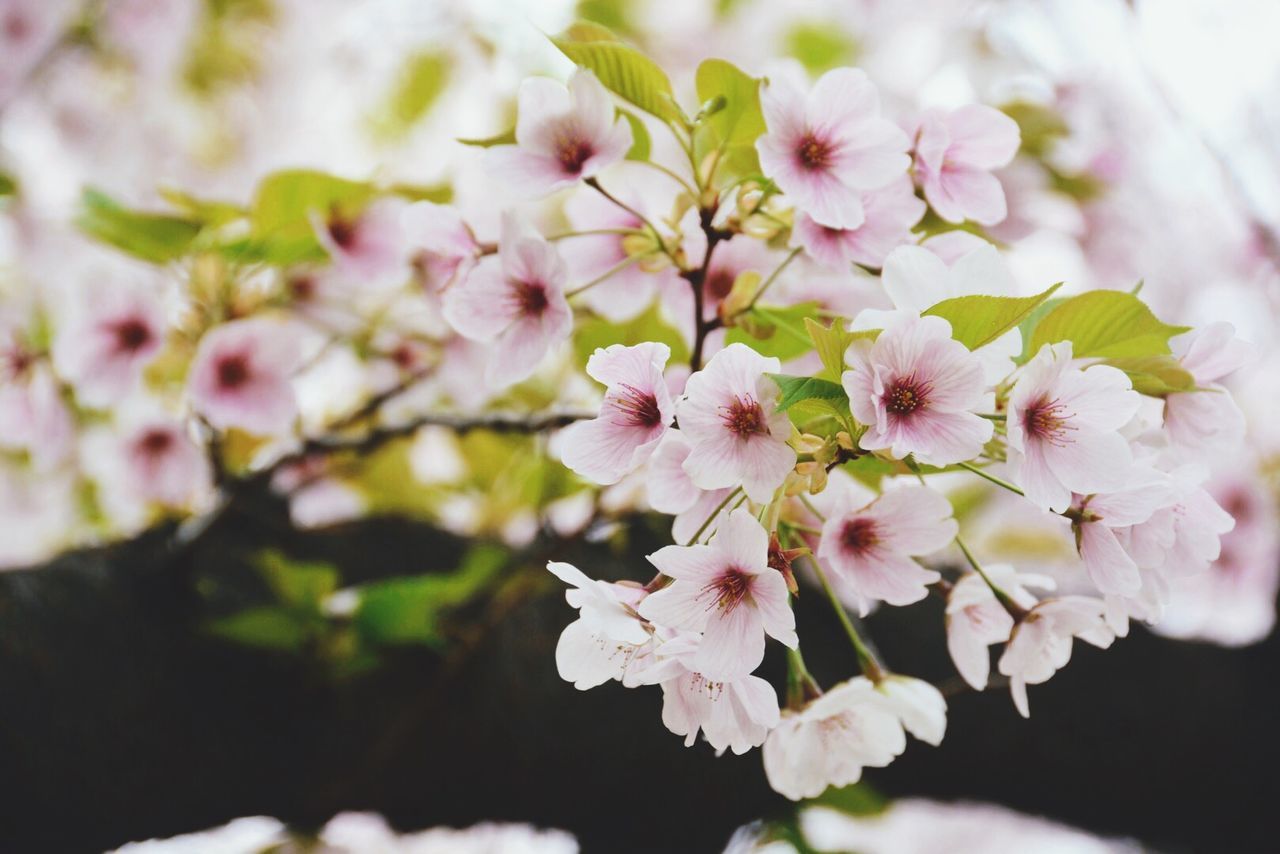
left=946, top=564, right=1053, bottom=690
left=1072, top=469, right=1175, bottom=597
left=486, top=69, right=633, bottom=197
left=817, top=484, right=956, bottom=609
left=560, top=342, right=674, bottom=485
left=645, top=430, right=734, bottom=544
left=442, top=213, right=572, bottom=388
left=632, top=631, right=779, bottom=754
left=118, top=418, right=208, bottom=507
left=913, top=104, right=1021, bottom=225
left=874, top=675, right=948, bottom=747
left=674, top=343, right=796, bottom=503
left=0, top=320, right=74, bottom=469
left=312, top=198, right=410, bottom=289
left=401, top=201, right=481, bottom=296
left=843, top=314, right=993, bottom=465
left=763, top=677, right=907, bottom=800
left=997, top=596, right=1116, bottom=718
left=53, top=283, right=165, bottom=407
left=638, top=508, right=797, bottom=678
left=790, top=177, right=924, bottom=270
left=547, top=561, right=651, bottom=690
left=756, top=67, right=911, bottom=229
left=1163, top=322, right=1252, bottom=454
left=1006, top=342, right=1141, bottom=513
left=188, top=317, right=302, bottom=435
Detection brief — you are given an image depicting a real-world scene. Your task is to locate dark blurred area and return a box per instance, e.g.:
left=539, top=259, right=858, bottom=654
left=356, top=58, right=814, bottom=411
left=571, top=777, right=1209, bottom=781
left=0, top=486, right=1276, bottom=853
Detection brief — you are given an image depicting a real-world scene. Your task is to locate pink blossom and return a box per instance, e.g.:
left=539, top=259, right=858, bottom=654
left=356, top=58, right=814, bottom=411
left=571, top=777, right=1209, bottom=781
left=638, top=508, right=797, bottom=679
left=400, top=201, right=481, bottom=296
left=843, top=315, right=993, bottom=465
left=645, top=431, right=734, bottom=545
left=547, top=561, right=652, bottom=690
left=674, top=343, right=796, bottom=503
left=946, top=564, right=1053, bottom=691
left=0, top=0, right=75, bottom=105
left=756, top=67, right=911, bottom=229
left=1072, top=470, right=1175, bottom=597
left=1163, top=322, right=1252, bottom=454
left=697, top=234, right=781, bottom=321
left=442, top=213, right=572, bottom=388
left=913, top=104, right=1020, bottom=225
left=817, top=484, right=956, bottom=609
left=997, top=596, right=1116, bottom=718
left=560, top=342, right=674, bottom=485
left=188, top=317, right=302, bottom=435
left=791, top=177, right=924, bottom=269
left=1006, top=342, right=1140, bottom=513
left=0, top=321, right=74, bottom=469
left=312, top=198, right=410, bottom=289
left=53, top=283, right=165, bottom=407
left=119, top=418, right=208, bottom=507
left=486, top=70, right=633, bottom=197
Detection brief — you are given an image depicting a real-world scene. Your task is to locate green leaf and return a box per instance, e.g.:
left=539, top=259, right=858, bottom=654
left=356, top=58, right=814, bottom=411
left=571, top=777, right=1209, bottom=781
left=767, top=373, right=848, bottom=412
left=923, top=283, right=1062, bottom=351
left=158, top=187, right=245, bottom=227
left=0, top=172, right=16, bottom=198
left=806, top=316, right=854, bottom=382
left=249, top=169, right=374, bottom=264
left=620, top=109, right=651, bottom=161
left=77, top=189, right=203, bottom=263
left=1000, top=101, right=1068, bottom=160
left=207, top=607, right=312, bottom=651
left=1027, top=290, right=1191, bottom=360
left=785, top=22, right=859, bottom=75
left=843, top=454, right=897, bottom=489
left=386, top=182, right=454, bottom=204
left=550, top=22, right=683, bottom=122
left=255, top=550, right=339, bottom=609
left=1104, top=355, right=1197, bottom=397
left=575, top=300, right=690, bottom=368
left=457, top=128, right=517, bottom=147
left=693, top=58, right=764, bottom=181
left=370, top=50, right=450, bottom=140
left=726, top=302, right=821, bottom=360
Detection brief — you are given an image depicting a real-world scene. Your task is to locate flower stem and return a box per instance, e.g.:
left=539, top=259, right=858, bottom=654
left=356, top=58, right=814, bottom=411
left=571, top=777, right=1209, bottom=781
left=956, top=461, right=1025, bottom=497
left=954, top=534, right=1028, bottom=621
left=809, top=556, right=885, bottom=681
left=584, top=177, right=675, bottom=263
left=564, top=255, right=646, bottom=298
left=785, top=646, right=823, bottom=708
left=638, top=159, right=699, bottom=197
left=739, top=247, right=801, bottom=315
left=684, top=487, right=742, bottom=546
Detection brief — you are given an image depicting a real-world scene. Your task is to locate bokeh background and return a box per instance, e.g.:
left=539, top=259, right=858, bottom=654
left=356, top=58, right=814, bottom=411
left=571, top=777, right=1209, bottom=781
left=2, top=0, right=1279, bottom=851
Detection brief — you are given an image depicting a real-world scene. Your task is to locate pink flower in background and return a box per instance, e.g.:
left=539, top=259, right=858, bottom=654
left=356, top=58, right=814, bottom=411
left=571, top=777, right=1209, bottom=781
left=998, top=596, right=1115, bottom=718
left=843, top=314, right=993, bottom=465
left=1164, top=322, right=1252, bottom=454
left=645, top=430, right=734, bottom=544
left=756, top=67, right=910, bottom=229
left=53, top=283, right=165, bottom=407
left=188, top=317, right=302, bottom=435
left=913, top=104, right=1021, bottom=225
left=639, top=508, right=797, bottom=679
left=674, top=343, right=795, bottom=503
left=312, top=198, right=410, bottom=289
left=560, top=342, right=674, bottom=484
left=486, top=69, right=633, bottom=197
left=791, top=177, right=924, bottom=269
left=547, top=561, right=652, bottom=690
left=120, top=418, right=207, bottom=507
left=0, top=0, right=75, bottom=105
left=0, top=362, right=74, bottom=470
left=443, top=213, right=573, bottom=388
left=946, top=564, right=1053, bottom=690
left=1006, top=342, right=1140, bottom=513
left=1072, top=470, right=1175, bottom=597
left=817, top=484, right=956, bottom=608
left=400, top=201, right=480, bottom=296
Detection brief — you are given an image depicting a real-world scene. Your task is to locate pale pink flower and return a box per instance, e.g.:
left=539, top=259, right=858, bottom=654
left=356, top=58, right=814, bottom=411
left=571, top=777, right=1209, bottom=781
left=633, top=631, right=779, bottom=754
left=697, top=234, right=781, bottom=321
left=874, top=675, right=947, bottom=747
left=53, top=283, right=165, bottom=407
left=442, top=213, right=572, bottom=388
left=0, top=0, right=75, bottom=105
left=638, top=508, right=797, bottom=678
left=1006, top=342, right=1140, bottom=513
left=756, top=67, right=910, bottom=229
left=674, top=343, right=796, bottom=503
left=843, top=315, right=993, bottom=465
left=946, top=564, right=1053, bottom=691
left=312, top=198, right=410, bottom=289
left=645, top=430, right=734, bottom=545
left=0, top=320, right=74, bottom=469
left=547, top=561, right=652, bottom=690
left=1163, top=322, right=1252, bottom=454
left=486, top=70, right=633, bottom=197
left=763, top=677, right=907, bottom=800
left=119, top=418, right=208, bottom=507
left=400, top=201, right=481, bottom=296
left=560, top=342, right=673, bottom=485
left=791, top=177, right=924, bottom=269
left=1072, top=470, right=1176, bottom=597
left=817, top=484, right=956, bottom=609
left=188, top=317, right=302, bottom=435
left=997, top=596, right=1116, bottom=718
left=913, top=104, right=1021, bottom=225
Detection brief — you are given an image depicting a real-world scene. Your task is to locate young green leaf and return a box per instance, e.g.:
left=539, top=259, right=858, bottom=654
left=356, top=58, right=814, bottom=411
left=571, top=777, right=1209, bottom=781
left=369, top=50, right=450, bottom=140
left=620, top=109, right=651, bottom=160
left=693, top=58, right=765, bottom=181
left=767, top=373, right=849, bottom=412
left=1103, top=355, right=1197, bottom=397
left=923, top=283, right=1062, bottom=351
left=1027, top=290, right=1191, bottom=359
left=574, top=300, right=690, bottom=368
left=77, top=189, right=203, bottom=263
left=249, top=169, right=374, bottom=264
left=457, top=128, right=517, bottom=147
left=550, top=22, right=683, bottom=123
left=805, top=316, right=854, bottom=381
left=726, top=302, right=822, bottom=360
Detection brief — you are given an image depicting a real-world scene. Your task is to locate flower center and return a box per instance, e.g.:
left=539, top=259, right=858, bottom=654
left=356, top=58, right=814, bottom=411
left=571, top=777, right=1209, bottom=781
left=1, top=343, right=33, bottom=382
left=1023, top=395, right=1074, bottom=445
left=704, top=567, right=752, bottom=612
left=288, top=274, right=317, bottom=302
left=113, top=318, right=153, bottom=354
left=3, top=11, right=29, bottom=42
left=840, top=517, right=879, bottom=555
left=556, top=134, right=595, bottom=174
left=327, top=211, right=358, bottom=250
left=885, top=375, right=930, bottom=416
left=137, top=429, right=174, bottom=457
left=611, top=382, right=662, bottom=428
left=720, top=394, right=767, bottom=438
left=216, top=355, right=251, bottom=390
left=796, top=133, right=833, bottom=170
left=704, top=268, right=735, bottom=301
left=511, top=279, right=549, bottom=316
